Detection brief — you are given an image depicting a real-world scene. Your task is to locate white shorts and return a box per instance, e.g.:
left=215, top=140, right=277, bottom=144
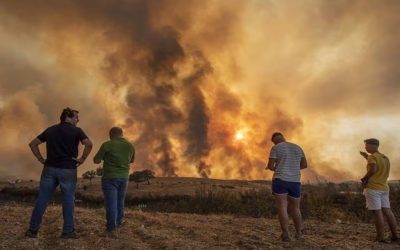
left=363, top=188, right=390, bottom=210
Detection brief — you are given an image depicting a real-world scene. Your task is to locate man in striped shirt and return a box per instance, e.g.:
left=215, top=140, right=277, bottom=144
left=266, top=132, right=307, bottom=242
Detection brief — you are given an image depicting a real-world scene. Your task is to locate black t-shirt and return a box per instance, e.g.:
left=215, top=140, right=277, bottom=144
left=37, top=122, right=89, bottom=169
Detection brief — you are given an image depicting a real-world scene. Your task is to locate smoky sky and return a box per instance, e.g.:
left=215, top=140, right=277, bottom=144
left=1, top=0, right=400, bottom=182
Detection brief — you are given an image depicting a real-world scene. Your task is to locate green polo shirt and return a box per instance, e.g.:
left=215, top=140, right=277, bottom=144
left=94, top=137, right=135, bottom=179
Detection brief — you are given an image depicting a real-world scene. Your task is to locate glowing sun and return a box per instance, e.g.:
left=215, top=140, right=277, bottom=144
left=234, top=130, right=246, bottom=141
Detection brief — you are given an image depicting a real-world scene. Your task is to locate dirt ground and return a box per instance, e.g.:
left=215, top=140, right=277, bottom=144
left=0, top=201, right=399, bottom=249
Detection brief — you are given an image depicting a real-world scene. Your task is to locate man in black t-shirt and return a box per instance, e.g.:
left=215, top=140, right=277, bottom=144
left=25, top=108, right=93, bottom=239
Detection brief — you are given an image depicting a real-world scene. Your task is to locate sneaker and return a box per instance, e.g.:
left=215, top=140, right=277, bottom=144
left=281, top=233, right=290, bottom=242
left=25, top=229, right=38, bottom=238
left=295, top=233, right=304, bottom=241
left=117, top=220, right=125, bottom=228
left=61, top=230, right=80, bottom=239
left=375, top=237, right=390, bottom=244
left=101, top=229, right=118, bottom=239
left=390, top=237, right=400, bottom=244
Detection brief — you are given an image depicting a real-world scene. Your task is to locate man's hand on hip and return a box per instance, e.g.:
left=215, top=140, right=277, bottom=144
left=72, top=157, right=85, bottom=166
left=38, top=158, right=46, bottom=165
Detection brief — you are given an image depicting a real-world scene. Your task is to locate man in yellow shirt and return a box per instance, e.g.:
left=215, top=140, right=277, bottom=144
left=360, top=138, right=398, bottom=243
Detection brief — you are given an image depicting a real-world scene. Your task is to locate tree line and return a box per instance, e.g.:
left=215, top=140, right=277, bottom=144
left=82, top=168, right=155, bottom=188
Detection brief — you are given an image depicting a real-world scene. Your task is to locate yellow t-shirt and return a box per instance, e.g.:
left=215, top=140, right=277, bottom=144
left=366, top=152, right=390, bottom=191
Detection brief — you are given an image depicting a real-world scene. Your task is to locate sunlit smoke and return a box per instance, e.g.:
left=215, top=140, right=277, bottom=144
left=1, top=0, right=400, bottom=182
left=234, top=131, right=246, bottom=142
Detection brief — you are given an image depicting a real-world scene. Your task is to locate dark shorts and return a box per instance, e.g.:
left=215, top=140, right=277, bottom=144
left=272, top=178, right=301, bottom=198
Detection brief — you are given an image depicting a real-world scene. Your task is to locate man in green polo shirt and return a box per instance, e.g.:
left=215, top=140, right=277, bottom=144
left=93, top=127, right=135, bottom=235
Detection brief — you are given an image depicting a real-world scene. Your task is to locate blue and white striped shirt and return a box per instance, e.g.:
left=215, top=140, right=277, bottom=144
left=269, top=141, right=305, bottom=182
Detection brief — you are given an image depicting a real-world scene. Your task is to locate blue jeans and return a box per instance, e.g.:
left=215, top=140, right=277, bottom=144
left=29, top=166, right=77, bottom=233
left=102, top=178, right=128, bottom=231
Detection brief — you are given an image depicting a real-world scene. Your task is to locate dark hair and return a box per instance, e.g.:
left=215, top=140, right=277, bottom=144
left=60, top=107, right=79, bottom=122
left=109, top=127, right=123, bottom=137
left=364, top=138, right=379, bottom=146
left=271, top=132, right=283, bottom=141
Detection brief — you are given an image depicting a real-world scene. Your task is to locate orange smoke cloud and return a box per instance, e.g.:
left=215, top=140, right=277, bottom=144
left=1, top=0, right=400, bottom=182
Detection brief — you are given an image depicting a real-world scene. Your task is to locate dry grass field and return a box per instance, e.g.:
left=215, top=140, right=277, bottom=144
left=1, top=201, right=399, bottom=249
left=1, top=177, right=400, bottom=249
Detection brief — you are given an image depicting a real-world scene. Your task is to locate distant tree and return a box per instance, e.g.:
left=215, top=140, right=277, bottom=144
left=129, top=170, right=155, bottom=188
left=129, top=172, right=142, bottom=189
left=96, top=167, right=103, bottom=177
left=82, top=170, right=96, bottom=185
left=142, top=169, right=155, bottom=185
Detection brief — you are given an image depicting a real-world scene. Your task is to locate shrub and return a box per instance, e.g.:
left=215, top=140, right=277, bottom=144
left=82, top=170, right=96, bottom=185
left=129, top=170, right=156, bottom=188
left=96, top=167, right=103, bottom=177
